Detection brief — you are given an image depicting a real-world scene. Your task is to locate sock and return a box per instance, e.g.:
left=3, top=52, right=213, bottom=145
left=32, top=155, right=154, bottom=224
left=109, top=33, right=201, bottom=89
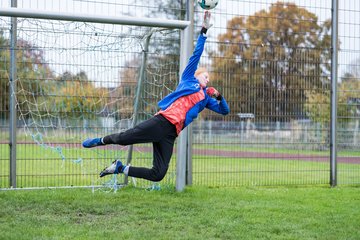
left=123, top=166, right=129, bottom=175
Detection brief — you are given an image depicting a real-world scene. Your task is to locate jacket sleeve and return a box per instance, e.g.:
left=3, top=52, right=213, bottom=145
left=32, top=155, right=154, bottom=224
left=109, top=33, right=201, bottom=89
left=181, top=34, right=207, bottom=81
left=205, top=96, right=230, bottom=115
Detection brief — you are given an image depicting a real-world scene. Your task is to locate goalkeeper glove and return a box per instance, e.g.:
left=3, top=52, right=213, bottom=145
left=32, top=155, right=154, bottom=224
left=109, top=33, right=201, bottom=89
left=201, top=11, right=213, bottom=35
left=206, top=87, right=222, bottom=100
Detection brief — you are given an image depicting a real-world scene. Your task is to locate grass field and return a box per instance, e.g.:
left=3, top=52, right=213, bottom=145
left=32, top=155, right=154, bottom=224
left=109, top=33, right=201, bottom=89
left=1, top=186, right=360, bottom=239
left=1, top=143, right=360, bottom=188
left=1, top=140, right=360, bottom=239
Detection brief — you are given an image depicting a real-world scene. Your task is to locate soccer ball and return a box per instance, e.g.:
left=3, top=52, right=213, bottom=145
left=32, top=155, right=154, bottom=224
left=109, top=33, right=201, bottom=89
left=197, top=0, right=219, bottom=10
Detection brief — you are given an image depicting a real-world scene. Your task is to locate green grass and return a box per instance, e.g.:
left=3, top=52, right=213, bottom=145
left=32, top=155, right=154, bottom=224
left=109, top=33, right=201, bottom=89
left=194, top=143, right=360, bottom=157
left=1, top=144, right=360, bottom=188
left=0, top=186, right=360, bottom=239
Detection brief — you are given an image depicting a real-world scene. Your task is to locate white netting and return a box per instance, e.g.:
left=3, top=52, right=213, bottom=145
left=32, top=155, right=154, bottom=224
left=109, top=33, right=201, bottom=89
left=1, top=16, right=180, bottom=188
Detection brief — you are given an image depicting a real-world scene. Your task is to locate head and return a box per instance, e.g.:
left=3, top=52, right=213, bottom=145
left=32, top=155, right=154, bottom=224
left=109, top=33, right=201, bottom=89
left=195, top=67, right=210, bottom=88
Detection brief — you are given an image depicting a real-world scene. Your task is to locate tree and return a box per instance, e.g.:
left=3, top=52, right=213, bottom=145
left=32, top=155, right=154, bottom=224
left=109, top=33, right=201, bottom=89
left=304, top=89, right=330, bottom=124
left=305, top=77, right=360, bottom=126
left=343, top=57, right=360, bottom=81
left=54, top=71, right=108, bottom=119
left=117, top=0, right=188, bottom=120
left=112, top=60, right=139, bottom=120
left=0, top=31, right=9, bottom=113
left=305, top=55, right=360, bottom=125
left=0, top=31, right=53, bottom=116
left=210, top=2, right=332, bottom=122
left=341, top=58, right=360, bottom=120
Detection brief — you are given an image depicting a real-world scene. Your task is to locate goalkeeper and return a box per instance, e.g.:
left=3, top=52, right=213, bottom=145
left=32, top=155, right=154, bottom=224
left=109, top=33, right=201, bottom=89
left=82, top=11, right=230, bottom=181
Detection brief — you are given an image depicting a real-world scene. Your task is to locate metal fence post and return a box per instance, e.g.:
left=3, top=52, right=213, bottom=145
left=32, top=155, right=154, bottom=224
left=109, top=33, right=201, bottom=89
left=330, top=0, right=339, bottom=187
left=124, top=29, right=154, bottom=185
left=176, top=0, right=194, bottom=191
left=9, top=0, right=17, bottom=188
left=186, top=0, right=194, bottom=186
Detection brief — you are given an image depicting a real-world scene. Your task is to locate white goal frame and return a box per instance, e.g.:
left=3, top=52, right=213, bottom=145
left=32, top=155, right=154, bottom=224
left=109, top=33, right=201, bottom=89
left=1, top=2, right=194, bottom=191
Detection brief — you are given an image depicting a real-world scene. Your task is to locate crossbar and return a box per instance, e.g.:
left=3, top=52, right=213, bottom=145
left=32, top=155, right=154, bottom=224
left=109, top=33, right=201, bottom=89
left=0, top=7, right=190, bottom=29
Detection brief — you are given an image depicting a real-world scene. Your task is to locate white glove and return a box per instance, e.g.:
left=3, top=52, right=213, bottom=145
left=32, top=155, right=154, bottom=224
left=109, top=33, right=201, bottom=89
left=202, top=11, right=213, bottom=29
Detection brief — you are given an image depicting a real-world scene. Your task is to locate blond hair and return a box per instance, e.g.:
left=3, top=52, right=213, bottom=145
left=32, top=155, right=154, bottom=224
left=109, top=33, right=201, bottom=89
left=194, top=67, right=208, bottom=77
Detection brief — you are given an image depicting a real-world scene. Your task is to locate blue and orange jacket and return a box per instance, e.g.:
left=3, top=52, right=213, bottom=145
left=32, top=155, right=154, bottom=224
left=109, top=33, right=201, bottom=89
left=158, top=34, right=230, bottom=130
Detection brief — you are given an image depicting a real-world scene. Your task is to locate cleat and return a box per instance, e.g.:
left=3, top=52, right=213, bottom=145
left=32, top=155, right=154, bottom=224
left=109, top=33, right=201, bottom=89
left=82, top=138, right=103, bottom=148
left=99, top=160, right=124, bottom=178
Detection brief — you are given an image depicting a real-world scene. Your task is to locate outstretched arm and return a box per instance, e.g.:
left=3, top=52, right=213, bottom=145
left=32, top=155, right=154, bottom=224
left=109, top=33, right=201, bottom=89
left=181, top=11, right=212, bottom=81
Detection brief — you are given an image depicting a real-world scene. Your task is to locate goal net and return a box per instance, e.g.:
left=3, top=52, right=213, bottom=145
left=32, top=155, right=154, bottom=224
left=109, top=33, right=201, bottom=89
left=0, top=15, right=181, bottom=189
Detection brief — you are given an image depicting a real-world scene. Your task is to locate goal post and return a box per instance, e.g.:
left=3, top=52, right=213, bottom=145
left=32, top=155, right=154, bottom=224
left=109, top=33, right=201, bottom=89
left=0, top=7, right=190, bottom=29
left=177, top=0, right=195, bottom=191
left=1, top=6, right=193, bottom=191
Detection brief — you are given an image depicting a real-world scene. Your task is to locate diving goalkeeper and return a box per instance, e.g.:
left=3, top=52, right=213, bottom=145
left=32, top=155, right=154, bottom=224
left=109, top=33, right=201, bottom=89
left=82, top=11, right=230, bottom=181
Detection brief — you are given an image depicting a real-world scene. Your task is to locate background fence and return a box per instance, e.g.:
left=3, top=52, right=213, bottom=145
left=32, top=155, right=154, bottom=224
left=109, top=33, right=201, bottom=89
left=0, top=0, right=359, bottom=189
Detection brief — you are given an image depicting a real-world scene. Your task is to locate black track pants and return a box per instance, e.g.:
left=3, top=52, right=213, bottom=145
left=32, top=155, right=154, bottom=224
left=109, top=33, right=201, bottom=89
left=102, top=114, right=178, bottom=182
